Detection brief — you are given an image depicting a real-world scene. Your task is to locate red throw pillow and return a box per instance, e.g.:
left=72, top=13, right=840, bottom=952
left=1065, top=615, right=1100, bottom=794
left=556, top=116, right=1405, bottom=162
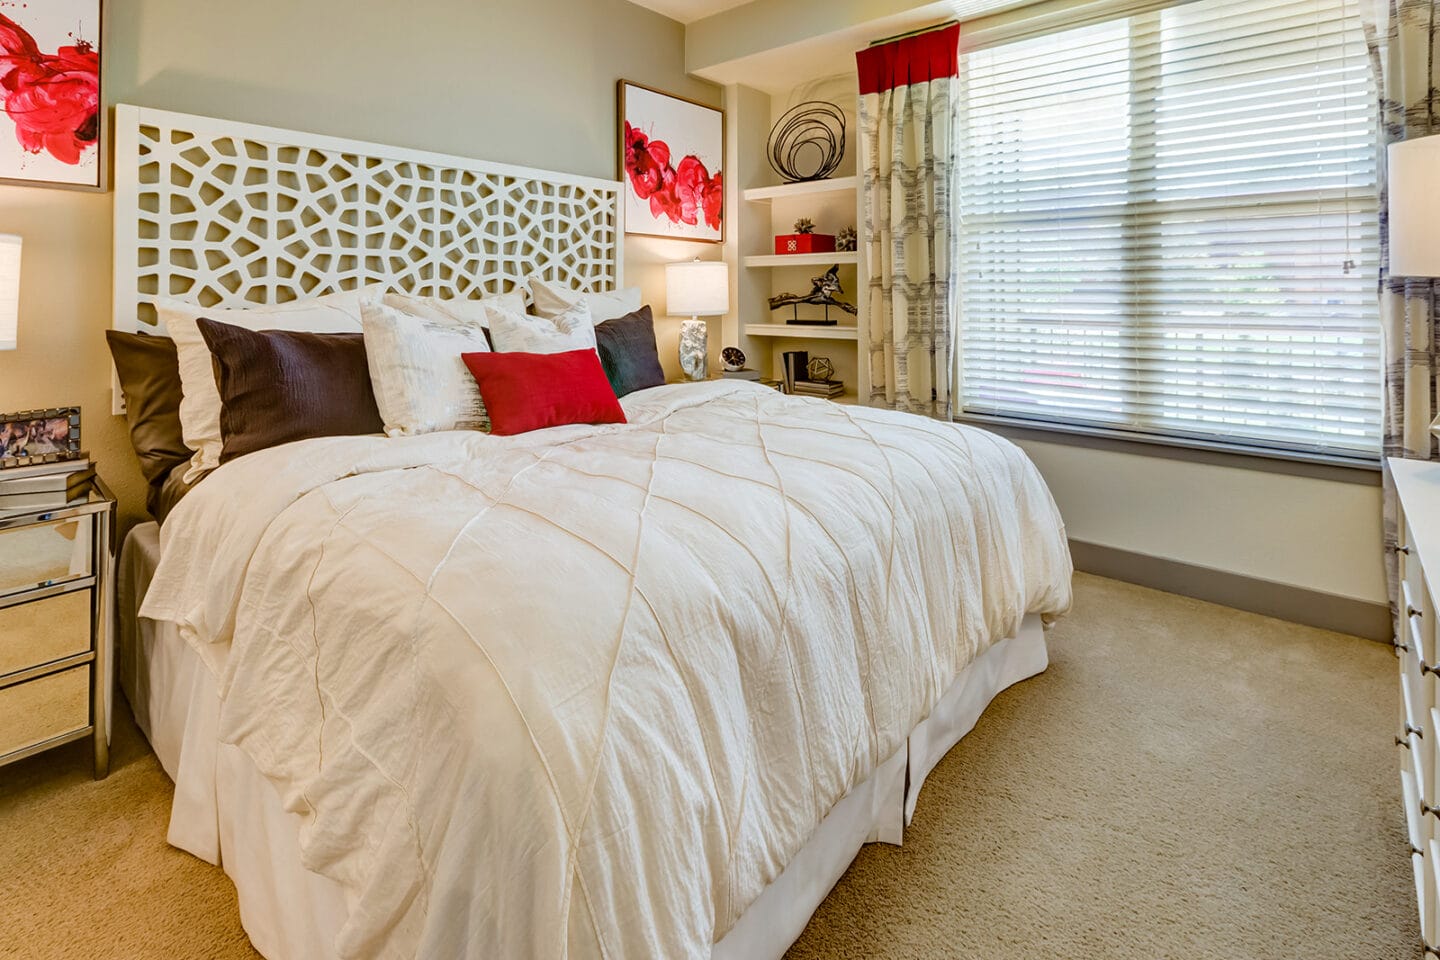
left=461, top=349, right=627, bottom=436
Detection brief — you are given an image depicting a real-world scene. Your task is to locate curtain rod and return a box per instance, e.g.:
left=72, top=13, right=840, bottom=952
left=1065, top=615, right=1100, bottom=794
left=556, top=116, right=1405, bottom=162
left=868, top=19, right=958, bottom=47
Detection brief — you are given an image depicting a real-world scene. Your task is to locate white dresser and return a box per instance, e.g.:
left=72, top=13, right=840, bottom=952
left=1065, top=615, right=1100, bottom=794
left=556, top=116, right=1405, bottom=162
left=1390, top=458, right=1440, bottom=954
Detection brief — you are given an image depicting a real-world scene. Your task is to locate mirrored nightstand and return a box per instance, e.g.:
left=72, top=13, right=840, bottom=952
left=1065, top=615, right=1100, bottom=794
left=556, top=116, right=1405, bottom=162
left=0, top=475, right=115, bottom=779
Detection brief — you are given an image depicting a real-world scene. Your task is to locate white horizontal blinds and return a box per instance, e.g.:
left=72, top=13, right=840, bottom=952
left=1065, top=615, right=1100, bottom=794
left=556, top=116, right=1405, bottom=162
left=957, top=0, right=1380, bottom=457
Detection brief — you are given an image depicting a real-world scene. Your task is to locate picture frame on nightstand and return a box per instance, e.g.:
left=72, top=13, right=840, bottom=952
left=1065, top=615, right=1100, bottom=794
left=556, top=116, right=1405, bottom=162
left=0, top=406, right=82, bottom=470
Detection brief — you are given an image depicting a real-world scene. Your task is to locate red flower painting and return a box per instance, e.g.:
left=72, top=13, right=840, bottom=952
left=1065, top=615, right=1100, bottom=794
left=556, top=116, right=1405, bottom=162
left=0, top=11, right=100, bottom=169
left=620, top=83, right=723, bottom=241
left=623, top=121, right=669, bottom=201
left=623, top=130, right=722, bottom=232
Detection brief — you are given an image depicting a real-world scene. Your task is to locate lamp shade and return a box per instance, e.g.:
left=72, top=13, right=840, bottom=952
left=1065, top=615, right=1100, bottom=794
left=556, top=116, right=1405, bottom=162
left=0, top=235, right=19, bottom=350
left=666, top=259, right=729, bottom=316
left=1389, top=136, right=1440, bottom=278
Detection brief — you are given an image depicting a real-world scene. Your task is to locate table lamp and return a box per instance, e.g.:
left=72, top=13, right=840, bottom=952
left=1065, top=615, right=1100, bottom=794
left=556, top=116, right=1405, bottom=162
left=1388, top=136, right=1440, bottom=438
left=666, top=259, right=729, bottom=381
left=0, top=235, right=21, bottom=350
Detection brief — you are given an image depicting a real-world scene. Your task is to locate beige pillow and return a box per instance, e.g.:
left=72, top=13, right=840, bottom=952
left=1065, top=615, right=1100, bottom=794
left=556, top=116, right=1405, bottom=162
left=361, top=300, right=492, bottom=437
left=487, top=301, right=597, bottom=354
left=526, top=277, right=642, bottom=324
left=160, top=285, right=385, bottom=482
left=382, top=290, right=526, bottom=327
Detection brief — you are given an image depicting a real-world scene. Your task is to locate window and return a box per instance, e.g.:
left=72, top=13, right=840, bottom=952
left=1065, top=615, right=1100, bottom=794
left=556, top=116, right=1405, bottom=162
left=956, top=0, right=1379, bottom=459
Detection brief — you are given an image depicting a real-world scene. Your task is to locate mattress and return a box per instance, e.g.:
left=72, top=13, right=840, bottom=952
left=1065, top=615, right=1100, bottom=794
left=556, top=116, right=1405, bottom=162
left=119, top=520, right=1050, bottom=960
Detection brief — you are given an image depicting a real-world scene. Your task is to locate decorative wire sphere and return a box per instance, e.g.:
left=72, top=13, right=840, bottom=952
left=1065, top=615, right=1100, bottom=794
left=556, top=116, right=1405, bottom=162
left=807, top=356, right=835, bottom=382
left=767, top=102, right=847, bottom=183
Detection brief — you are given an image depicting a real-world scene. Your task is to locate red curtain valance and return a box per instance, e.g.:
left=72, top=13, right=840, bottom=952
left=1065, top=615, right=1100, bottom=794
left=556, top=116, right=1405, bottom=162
left=857, top=23, right=960, bottom=96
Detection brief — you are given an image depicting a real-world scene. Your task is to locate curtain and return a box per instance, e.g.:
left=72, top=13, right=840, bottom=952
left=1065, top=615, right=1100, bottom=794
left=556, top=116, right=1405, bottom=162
left=1368, top=0, right=1439, bottom=624
left=856, top=24, right=961, bottom=418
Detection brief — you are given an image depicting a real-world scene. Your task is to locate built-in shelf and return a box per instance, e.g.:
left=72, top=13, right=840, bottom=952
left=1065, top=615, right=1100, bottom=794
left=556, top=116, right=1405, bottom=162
left=742, top=176, right=859, bottom=203
left=744, top=323, right=860, bottom=341
left=744, top=252, right=859, bottom=268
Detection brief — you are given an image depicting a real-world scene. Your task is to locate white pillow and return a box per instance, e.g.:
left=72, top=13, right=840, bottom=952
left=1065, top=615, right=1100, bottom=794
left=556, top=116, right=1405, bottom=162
left=160, top=285, right=385, bottom=482
left=527, top=277, right=642, bottom=324
left=487, top=301, right=597, bottom=354
left=382, top=290, right=526, bottom=327
left=361, top=301, right=493, bottom=437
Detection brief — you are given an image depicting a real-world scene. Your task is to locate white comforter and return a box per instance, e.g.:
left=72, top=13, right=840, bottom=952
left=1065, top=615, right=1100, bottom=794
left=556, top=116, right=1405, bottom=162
left=142, top=380, right=1072, bottom=960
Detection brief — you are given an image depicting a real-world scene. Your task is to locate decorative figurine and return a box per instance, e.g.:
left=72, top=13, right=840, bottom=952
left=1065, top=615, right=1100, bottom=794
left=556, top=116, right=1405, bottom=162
left=768, top=265, right=858, bottom=325
left=721, top=346, right=746, bottom=372
left=807, top=356, right=835, bottom=383
left=836, top=225, right=857, bottom=252
left=767, top=101, right=847, bottom=183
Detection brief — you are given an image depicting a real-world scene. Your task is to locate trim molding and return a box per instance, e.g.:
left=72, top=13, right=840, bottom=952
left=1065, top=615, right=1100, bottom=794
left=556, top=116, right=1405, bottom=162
left=962, top=415, right=1380, bottom=485
left=1069, top=540, right=1391, bottom=642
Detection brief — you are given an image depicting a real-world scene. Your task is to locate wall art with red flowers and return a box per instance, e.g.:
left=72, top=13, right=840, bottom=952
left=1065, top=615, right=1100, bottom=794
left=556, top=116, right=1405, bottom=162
left=618, top=81, right=723, bottom=244
left=0, top=0, right=104, bottom=190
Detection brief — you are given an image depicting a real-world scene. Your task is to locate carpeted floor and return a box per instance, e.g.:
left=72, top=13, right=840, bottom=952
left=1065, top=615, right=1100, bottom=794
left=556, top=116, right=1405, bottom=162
left=0, top=574, right=1418, bottom=959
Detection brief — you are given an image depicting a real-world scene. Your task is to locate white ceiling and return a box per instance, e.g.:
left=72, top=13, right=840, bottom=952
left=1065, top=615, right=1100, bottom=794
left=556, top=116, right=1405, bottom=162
left=685, top=0, right=1038, bottom=95
left=628, top=0, right=752, bottom=24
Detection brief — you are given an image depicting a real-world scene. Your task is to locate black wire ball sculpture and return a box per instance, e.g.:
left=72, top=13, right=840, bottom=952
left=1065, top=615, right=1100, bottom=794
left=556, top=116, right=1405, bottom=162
left=767, top=102, right=847, bottom=183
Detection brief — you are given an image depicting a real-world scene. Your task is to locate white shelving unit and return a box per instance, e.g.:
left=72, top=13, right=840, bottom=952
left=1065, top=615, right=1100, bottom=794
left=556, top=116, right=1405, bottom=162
left=744, top=323, right=859, bottom=341
left=743, top=252, right=858, bottom=268
left=742, top=175, right=858, bottom=203
left=728, top=123, right=867, bottom=404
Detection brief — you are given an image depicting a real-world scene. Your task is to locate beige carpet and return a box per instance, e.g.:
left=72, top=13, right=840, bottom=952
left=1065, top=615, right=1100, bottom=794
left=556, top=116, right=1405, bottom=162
left=0, top=574, right=1418, bottom=959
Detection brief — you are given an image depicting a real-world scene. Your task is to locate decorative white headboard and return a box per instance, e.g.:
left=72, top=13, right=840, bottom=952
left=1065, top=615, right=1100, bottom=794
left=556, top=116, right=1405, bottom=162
left=112, top=104, right=624, bottom=336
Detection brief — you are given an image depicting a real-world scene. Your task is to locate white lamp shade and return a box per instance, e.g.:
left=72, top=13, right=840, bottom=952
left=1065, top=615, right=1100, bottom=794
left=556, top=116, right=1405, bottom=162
left=666, top=259, right=729, bottom=316
left=0, top=235, right=19, bottom=350
left=1389, top=136, right=1440, bottom=278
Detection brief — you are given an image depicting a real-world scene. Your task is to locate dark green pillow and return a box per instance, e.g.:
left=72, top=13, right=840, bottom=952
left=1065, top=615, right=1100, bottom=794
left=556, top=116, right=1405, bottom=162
left=594, top=306, right=666, bottom=398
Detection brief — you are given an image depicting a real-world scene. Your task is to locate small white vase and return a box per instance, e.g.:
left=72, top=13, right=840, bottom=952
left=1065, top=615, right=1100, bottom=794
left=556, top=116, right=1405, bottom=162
left=679, top=319, right=708, bottom=381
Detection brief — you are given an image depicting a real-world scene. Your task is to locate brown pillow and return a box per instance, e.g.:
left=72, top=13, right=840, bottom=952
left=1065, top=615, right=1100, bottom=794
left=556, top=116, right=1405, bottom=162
left=195, top=318, right=383, bottom=463
left=104, top=330, right=192, bottom=516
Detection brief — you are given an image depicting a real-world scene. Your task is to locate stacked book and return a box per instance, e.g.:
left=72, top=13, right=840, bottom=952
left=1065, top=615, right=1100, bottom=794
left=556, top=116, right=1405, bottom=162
left=0, top=456, right=93, bottom=511
left=792, top=379, right=846, bottom=399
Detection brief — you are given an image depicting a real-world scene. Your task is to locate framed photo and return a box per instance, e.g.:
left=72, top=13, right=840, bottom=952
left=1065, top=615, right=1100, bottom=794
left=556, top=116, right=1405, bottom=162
left=618, top=80, right=724, bottom=243
left=0, top=407, right=82, bottom=469
left=0, top=1, right=105, bottom=191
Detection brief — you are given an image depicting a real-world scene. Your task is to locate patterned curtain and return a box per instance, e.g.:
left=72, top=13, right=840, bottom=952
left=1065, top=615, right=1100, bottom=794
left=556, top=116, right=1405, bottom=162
left=1367, top=0, right=1439, bottom=622
left=856, top=24, right=961, bottom=418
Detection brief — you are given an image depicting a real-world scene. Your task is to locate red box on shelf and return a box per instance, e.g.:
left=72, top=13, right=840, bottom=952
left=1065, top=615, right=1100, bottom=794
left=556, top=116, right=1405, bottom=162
left=774, top=233, right=836, bottom=255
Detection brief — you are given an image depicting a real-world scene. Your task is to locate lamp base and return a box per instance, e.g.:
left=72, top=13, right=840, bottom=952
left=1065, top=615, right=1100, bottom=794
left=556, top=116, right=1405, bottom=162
left=679, top=318, right=708, bottom=381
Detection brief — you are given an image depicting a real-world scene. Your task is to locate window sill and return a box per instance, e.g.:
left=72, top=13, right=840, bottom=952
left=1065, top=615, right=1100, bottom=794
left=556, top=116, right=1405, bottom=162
left=955, top=413, right=1381, bottom=486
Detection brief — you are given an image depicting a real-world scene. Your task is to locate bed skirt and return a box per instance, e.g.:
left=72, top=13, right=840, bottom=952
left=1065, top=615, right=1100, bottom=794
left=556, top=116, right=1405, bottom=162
left=118, top=522, right=1048, bottom=960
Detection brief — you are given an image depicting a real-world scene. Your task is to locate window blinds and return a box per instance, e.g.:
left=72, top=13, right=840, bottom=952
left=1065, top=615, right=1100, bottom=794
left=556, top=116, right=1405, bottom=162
left=957, top=0, right=1379, bottom=458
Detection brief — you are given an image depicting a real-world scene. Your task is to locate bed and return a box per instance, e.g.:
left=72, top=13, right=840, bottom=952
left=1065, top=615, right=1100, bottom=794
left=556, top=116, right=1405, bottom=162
left=111, top=105, right=1074, bottom=960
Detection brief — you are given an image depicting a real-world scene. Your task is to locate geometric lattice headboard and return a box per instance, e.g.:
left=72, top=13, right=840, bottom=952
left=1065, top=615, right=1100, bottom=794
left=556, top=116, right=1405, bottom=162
left=112, top=104, right=623, bottom=336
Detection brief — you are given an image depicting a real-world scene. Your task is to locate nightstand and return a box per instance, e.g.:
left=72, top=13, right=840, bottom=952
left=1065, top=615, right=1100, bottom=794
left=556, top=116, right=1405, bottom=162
left=0, top=475, right=115, bottom=779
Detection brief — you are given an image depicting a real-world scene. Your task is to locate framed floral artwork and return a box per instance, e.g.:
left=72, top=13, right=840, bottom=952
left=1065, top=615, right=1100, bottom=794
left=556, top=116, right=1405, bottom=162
left=618, top=80, right=723, bottom=243
left=0, top=0, right=104, bottom=190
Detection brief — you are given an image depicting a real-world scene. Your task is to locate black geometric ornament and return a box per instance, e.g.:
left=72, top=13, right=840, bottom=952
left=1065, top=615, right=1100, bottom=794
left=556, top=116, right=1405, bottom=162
left=767, top=102, right=846, bottom=183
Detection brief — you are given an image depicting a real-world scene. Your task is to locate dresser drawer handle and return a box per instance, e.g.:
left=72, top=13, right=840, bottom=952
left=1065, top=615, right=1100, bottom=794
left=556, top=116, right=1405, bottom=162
left=1409, top=724, right=1426, bottom=739
left=1410, top=606, right=1424, bottom=620
left=1398, top=545, right=1412, bottom=556
left=1400, top=736, right=1413, bottom=748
